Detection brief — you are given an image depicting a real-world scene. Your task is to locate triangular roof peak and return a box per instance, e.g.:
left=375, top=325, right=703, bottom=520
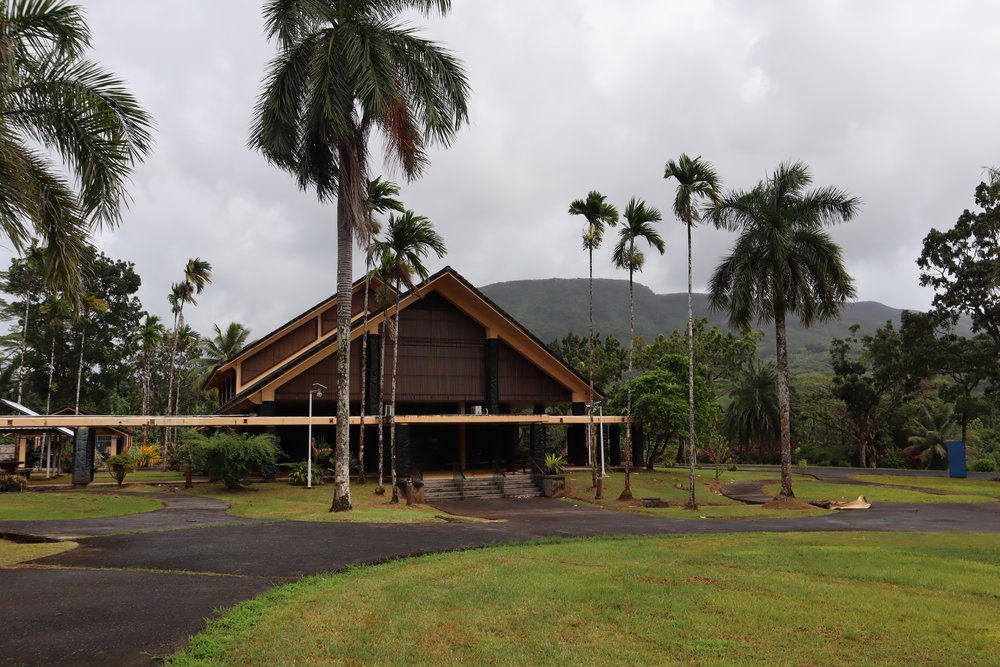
left=211, top=266, right=594, bottom=411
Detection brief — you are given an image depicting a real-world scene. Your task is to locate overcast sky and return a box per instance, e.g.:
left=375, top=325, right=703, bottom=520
left=16, top=1, right=1000, bottom=339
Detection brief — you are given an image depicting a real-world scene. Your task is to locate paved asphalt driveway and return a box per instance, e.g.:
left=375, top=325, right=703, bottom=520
left=1, top=487, right=998, bottom=665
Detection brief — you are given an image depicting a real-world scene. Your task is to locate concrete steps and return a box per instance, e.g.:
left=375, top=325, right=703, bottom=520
left=422, top=473, right=542, bottom=501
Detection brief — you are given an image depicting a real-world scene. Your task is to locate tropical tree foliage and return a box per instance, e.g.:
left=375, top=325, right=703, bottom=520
left=0, top=0, right=151, bottom=294
left=251, top=0, right=469, bottom=512
left=720, top=360, right=780, bottom=463
left=708, top=161, right=860, bottom=497
left=918, top=171, right=1000, bottom=345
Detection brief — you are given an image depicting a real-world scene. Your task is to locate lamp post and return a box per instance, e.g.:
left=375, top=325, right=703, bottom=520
left=307, top=383, right=326, bottom=488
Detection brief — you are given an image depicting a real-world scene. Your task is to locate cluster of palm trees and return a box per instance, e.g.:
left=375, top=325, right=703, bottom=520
left=575, top=157, right=859, bottom=503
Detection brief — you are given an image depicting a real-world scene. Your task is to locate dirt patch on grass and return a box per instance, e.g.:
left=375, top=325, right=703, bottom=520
left=760, top=496, right=816, bottom=510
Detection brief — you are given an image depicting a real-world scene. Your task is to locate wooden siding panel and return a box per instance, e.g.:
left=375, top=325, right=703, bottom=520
left=498, top=340, right=571, bottom=404
left=275, top=336, right=363, bottom=401
left=320, top=292, right=368, bottom=335
left=387, top=294, right=485, bottom=402
left=242, top=318, right=318, bottom=383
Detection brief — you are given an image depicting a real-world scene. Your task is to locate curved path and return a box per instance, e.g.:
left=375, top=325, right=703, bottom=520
left=2, top=493, right=999, bottom=665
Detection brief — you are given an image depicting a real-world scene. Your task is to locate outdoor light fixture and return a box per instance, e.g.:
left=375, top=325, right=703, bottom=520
left=307, top=383, right=326, bottom=488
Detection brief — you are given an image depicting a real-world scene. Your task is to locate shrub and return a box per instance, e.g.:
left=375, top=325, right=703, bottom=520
left=131, top=444, right=161, bottom=468
left=105, top=454, right=134, bottom=488
left=0, top=472, right=27, bottom=493
left=281, top=461, right=324, bottom=486
left=727, top=463, right=739, bottom=471
left=797, top=458, right=808, bottom=473
left=192, top=431, right=281, bottom=490
left=879, top=447, right=908, bottom=469
left=970, top=458, right=999, bottom=473
left=544, top=454, right=566, bottom=475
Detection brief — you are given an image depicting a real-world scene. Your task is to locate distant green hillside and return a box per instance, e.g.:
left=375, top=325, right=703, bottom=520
left=479, top=277, right=960, bottom=375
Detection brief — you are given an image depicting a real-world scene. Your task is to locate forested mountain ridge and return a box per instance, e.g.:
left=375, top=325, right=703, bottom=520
left=479, top=277, right=969, bottom=374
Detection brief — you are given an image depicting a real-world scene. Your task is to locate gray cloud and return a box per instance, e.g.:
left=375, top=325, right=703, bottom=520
left=29, top=0, right=999, bottom=340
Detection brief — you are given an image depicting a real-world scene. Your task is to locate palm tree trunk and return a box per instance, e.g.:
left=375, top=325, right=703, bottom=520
left=357, top=268, right=371, bottom=486
left=141, top=349, right=151, bottom=449
left=45, top=327, right=56, bottom=478
left=619, top=265, right=635, bottom=501
left=16, top=293, right=32, bottom=404
left=686, top=221, right=697, bottom=509
left=75, top=324, right=86, bottom=414
left=163, top=310, right=180, bottom=469
left=389, top=287, right=402, bottom=503
left=331, top=161, right=357, bottom=512
left=588, top=244, right=598, bottom=496
left=774, top=301, right=794, bottom=497
left=377, top=317, right=387, bottom=490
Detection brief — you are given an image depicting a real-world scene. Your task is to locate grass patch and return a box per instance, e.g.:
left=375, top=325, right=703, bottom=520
left=848, top=474, right=1000, bottom=497
left=564, top=468, right=827, bottom=519
left=0, top=492, right=163, bottom=520
left=28, top=469, right=191, bottom=487
left=762, top=480, right=999, bottom=504
left=185, top=481, right=447, bottom=523
left=170, top=532, right=1000, bottom=665
left=0, top=538, right=76, bottom=567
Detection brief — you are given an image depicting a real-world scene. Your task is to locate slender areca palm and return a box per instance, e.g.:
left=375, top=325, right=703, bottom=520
left=0, top=0, right=151, bottom=294
left=568, top=191, right=618, bottom=496
left=251, top=0, right=469, bottom=512
left=14, top=245, right=48, bottom=403
left=135, top=314, right=165, bottom=448
left=664, top=154, right=722, bottom=510
left=39, top=292, right=69, bottom=477
left=358, top=177, right=404, bottom=485
left=370, top=211, right=446, bottom=503
left=164, top=258, right=212, bottom=463
left=73, top=293, right=109, bottom=413
left=612, top=198, right=664, bottom=500
left=707, top=161, right=860, bottom=497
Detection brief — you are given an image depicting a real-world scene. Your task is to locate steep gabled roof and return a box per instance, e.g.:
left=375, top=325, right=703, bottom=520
left=213, top=266, right=595, bottom=413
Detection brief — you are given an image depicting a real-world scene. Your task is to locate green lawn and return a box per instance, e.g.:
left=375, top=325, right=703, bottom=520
left=184, top=480, right=448, bottom=523
left=171, top=532, right=1000, bottom=666
left=848, top=474, right=1000, bottom=497
left=763, top=480, right=1000, bottom=504
left=564, top=468, right=828, bottom=519
left=0, top=492, right=163, bottom=520
left=0, top=538, right=76, bottom=567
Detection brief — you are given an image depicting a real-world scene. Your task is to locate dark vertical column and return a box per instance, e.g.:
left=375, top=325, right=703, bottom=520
left=567, top=401, right=587, bottom=465
left=530, top=404, right=545, bottom=474
left=364, top=333, right=381, bottom=416
left=396, top=424, right=412, bottom=483
left=484, top=338, right=500, bottom=415
left=609, top=424, right=621, bottom=466
left=258, top=401, right=277, bottom=480
left=632, top=424, right=645, bottom=470
left=72, top=428, right=95, bottom=487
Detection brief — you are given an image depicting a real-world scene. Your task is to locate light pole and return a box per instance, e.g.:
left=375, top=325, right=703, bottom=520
left=307, top=383, right=326, bottom=488
left=595, top=401, right=606, bottom=478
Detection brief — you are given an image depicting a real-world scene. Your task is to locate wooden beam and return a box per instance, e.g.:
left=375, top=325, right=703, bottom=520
left=0, top=414, right=629, bottom=427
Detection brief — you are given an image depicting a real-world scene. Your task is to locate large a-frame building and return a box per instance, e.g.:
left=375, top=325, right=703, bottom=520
left=204, top=267, right=621, bottom=478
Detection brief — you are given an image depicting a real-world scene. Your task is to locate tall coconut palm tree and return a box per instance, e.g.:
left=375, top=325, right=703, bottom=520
left=251, top=0, right=469, bottom=512
left=370, top=211, right=446, bottom=503
left=612, top=197, right=664, bottom=500
left=200, top=322, right=251, bottom=369
left=707, top=161, right=860, bottom=497
left=73, top=293, right=109, bottom=413
left=664, top=154, right=722, bottom=510
left=568, top=191, right=618, bottom=496
left=0, top=0, right=151, bottom=294
left=358, top=177, right=404, bottom=485
left=135, top=314, right=165, bottom=448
